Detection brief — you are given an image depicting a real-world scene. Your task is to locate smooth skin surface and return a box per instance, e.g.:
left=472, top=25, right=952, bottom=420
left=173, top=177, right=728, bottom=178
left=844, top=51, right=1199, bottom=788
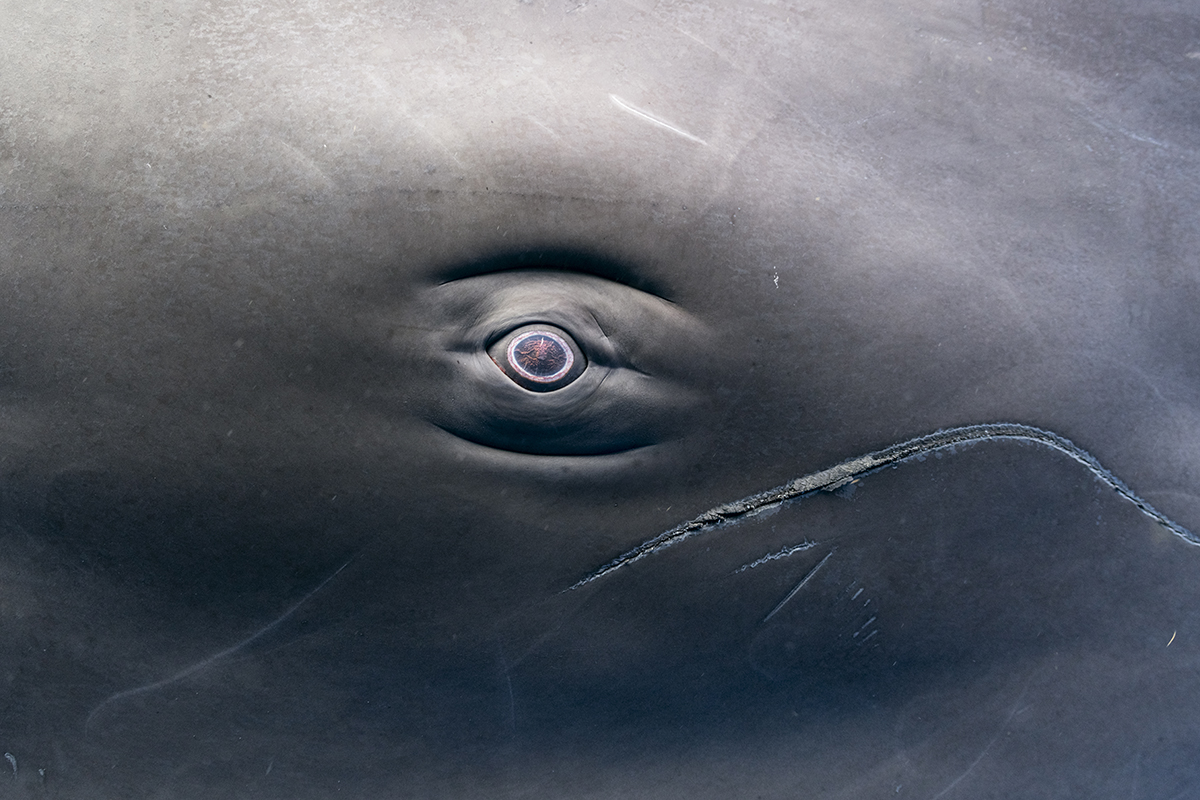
left=2, top=0, right=1199, bottom=796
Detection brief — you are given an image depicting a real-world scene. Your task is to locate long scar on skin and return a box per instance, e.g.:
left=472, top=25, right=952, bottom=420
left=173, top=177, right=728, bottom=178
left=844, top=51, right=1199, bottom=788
left=86, top=557, right=354, bottom=731
left=570, top=423, right=1199, bottom=590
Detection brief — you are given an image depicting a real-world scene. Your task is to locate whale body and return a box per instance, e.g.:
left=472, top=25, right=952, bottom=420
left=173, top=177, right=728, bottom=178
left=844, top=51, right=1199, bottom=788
left=2, top=0, right=1199, bottom=796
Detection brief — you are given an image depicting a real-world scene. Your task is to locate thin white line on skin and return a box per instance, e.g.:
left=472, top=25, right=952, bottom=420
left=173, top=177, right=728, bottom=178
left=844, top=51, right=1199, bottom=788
left=762, top=551, right=834, bottom=623
left=527, top=116, right=561, bottom=140
left=929, top=679, right=1033, bottom=799
left=86, top=557, right=354, bottom=731
left=609, top=94, right=708, bottom=145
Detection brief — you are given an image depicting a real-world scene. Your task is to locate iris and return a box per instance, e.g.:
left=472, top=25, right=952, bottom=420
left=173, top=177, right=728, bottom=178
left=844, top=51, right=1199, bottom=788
left=507, top=330, right=574, bottom=384
left=488, top=323, right=586, bottom=392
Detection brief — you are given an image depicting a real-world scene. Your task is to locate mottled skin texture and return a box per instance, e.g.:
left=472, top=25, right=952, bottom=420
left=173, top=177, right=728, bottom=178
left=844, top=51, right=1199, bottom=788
left=1, top=0, right=1199, bottom=796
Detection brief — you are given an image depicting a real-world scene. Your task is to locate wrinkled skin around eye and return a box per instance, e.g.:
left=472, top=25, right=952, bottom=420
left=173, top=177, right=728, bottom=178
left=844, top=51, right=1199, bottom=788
left=393, top=269, right=715, bottom=456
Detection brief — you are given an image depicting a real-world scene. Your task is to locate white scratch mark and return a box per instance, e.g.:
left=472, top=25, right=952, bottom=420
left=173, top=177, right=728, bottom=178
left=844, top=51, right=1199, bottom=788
left=361, top=71, right=466, bottom=168
left=733, top=541, right=818, bottom=573
left=1168, top=630, right=1177, bottom=646
left=763, top=551, right=834, bottom=623
left=853, top=111, right=897, bottom=127
left=930, top=735, right=997, bottom=796
left=929, top=681, right=1032, bottom=799
left=86, top=558, right=355, bottom=731
left=851, top=588, right=864, bottom=601
left=527, top=117, right=561, bottom=140
left=4, top=752, right=15, bottom=775
left=273, top=138, right=335, bottom=189
left=1076, top=109, right=1169, bottom=148
left=609, top=94, right=707, bottom=145
left=497, top=644, right=518, bottom=734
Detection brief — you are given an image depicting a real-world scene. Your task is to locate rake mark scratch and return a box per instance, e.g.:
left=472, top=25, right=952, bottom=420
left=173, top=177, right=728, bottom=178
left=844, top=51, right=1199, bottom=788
left=763, top=550, right=835, bottom=623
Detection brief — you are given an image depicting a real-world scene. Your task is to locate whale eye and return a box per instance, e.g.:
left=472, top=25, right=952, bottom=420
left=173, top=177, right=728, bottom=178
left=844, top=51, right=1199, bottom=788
left=488, top=324, right=586, bottom=392
left=410, top=267, right=713, bottom=456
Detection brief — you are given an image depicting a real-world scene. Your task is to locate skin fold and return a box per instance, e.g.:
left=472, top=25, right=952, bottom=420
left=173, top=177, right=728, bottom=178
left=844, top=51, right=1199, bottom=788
left=1, top=0, right=1199, bottom=796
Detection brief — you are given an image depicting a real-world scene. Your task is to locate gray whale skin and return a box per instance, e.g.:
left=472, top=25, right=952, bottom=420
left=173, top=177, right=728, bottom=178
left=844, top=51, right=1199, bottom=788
left=2, top=0, right=1200, bottom=796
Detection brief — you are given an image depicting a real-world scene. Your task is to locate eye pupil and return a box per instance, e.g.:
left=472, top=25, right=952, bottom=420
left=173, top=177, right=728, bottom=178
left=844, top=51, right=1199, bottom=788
left=489, top=323, right=585, bottom=391
left=507, top=330, right=574, bottom=383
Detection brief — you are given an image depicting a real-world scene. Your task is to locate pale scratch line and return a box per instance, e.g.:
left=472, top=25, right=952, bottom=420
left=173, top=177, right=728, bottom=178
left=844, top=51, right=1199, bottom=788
left=359, top=70, right=467, bottom=168
left=86, top=557, right=354, bottom=731
left=733, top=541, right=818, bottom=573
left=1075, top=109, right=1169, bottom=148
left=568, top=423, right=1198, bottom=590
left=609, top=94, right=708, bottom=145
left=272, top=137, right=335, bottom=189
left=527, top=116, right=561, bottom=141
left=497, top=644, right=518, bottom=734
left=929, top=680, right=1032, bottom=800
left=929, top=740, right=993, bottom=799
left=763, top=551, right=834, bottom=623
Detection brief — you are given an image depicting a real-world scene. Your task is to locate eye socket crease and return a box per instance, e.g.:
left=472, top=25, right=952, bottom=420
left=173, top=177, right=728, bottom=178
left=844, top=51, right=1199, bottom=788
left=432, top=249, right=678, bottom=304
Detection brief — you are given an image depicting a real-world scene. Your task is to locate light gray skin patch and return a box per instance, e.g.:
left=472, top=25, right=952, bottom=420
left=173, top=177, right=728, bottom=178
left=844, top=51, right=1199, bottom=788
left=1, top=0, right=1199, bottom=797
